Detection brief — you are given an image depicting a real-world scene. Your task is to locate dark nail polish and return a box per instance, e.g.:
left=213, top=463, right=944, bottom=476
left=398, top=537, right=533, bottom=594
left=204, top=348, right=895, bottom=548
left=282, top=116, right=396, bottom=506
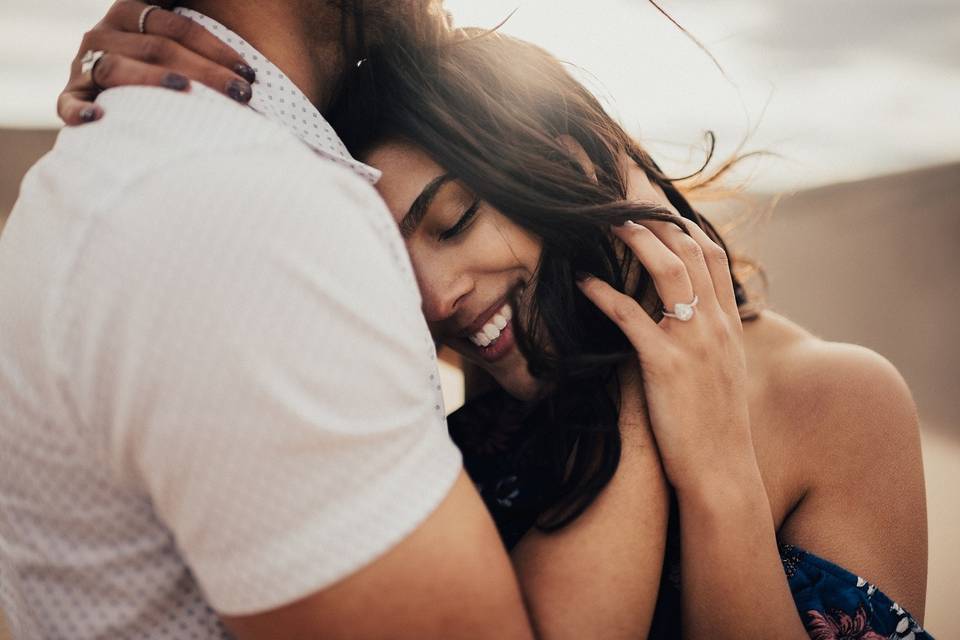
left=575, top=271, right=593, bottom=282
left=233, top=63, right=256, bottom=84
left=226, top=79, right=251, bottom=103
left=79, top=107, right=98, bottom=123
left=161, top=73, right=189, bottom=91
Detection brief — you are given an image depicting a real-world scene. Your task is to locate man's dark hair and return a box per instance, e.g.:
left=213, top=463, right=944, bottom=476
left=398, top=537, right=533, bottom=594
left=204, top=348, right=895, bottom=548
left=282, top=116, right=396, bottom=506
left=336, top=0, right=450, bottom=63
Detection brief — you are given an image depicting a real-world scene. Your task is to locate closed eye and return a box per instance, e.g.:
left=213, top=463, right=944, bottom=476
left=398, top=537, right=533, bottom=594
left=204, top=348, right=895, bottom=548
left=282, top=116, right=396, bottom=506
left=439, top=199, right=481, bottom=241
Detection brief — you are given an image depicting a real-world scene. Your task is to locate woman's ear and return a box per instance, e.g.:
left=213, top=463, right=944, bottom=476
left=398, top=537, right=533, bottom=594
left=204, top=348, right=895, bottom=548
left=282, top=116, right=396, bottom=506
left=556, top=134, right=598, bottom=183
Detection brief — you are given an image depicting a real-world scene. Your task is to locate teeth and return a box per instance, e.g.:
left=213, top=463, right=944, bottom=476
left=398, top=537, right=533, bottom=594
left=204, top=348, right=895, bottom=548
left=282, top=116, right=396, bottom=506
left=469, top=303, right=513, bottom=348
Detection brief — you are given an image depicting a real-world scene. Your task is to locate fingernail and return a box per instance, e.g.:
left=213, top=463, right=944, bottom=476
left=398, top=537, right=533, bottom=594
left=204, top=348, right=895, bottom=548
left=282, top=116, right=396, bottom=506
left=161, top=73, right=189, bottom=91
left=575, top=271, right=593, bottom=282
left=79, top=106, right=99, bottom=123
left=233, top=63, right=256, bottom=84
left=226, top=79, right=251, bottom=103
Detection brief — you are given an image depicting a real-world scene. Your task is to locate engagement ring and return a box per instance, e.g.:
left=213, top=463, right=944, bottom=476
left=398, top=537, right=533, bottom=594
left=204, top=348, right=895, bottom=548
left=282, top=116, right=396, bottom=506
left=662, top=294, right=698, bottom=321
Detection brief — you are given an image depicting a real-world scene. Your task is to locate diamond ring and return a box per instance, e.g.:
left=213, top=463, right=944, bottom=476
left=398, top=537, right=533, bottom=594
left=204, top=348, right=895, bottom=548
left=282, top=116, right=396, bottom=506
left=662, top=294, right=698, bottom=322
left=80, top=49, right=106, bottom=85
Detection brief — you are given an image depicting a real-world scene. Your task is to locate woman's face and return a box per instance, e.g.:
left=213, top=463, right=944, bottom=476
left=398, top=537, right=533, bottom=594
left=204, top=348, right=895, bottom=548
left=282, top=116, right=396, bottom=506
left=364, top=140, right=545, bottom=400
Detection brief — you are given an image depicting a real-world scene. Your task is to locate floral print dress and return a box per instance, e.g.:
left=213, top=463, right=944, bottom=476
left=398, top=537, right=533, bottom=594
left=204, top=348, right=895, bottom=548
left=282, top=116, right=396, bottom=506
left=448, top=395, right=933, bottom=640
left=783, top=544, right=930, bottom=640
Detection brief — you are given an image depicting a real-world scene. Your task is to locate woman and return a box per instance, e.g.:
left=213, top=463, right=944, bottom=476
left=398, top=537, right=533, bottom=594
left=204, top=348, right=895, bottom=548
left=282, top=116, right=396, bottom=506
left=61, top=5, right=931, bottom=639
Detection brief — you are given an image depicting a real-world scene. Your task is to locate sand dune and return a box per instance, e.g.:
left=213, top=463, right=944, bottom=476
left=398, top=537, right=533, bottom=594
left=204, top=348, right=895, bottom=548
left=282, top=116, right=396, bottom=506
left=1, top=130, right=957, bottom=636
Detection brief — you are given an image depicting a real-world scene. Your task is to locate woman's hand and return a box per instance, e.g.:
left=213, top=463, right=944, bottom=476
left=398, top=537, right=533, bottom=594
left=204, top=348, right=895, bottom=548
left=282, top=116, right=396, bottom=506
left=579, top=218, right=810, bottom=639
left=577, top=217, right=756, bottom=496
left=59, top=0, right=255, bottom=125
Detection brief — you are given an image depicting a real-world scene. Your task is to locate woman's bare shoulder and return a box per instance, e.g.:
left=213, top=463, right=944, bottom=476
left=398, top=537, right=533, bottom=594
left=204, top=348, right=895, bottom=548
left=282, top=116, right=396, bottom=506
left=745, top=310, right=919, bottom=444
left=746, top=311, right=928, bottom=614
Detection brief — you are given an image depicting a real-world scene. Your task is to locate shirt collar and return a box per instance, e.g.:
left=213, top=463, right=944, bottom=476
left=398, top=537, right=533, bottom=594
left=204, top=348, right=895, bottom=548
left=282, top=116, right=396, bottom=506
left=174, top=7, right=381, bottom=184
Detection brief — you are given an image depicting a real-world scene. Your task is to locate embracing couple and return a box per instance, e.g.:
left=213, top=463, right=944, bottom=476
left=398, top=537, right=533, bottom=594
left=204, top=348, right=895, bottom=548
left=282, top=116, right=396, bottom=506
left=0, top=1, right=932, bottom=638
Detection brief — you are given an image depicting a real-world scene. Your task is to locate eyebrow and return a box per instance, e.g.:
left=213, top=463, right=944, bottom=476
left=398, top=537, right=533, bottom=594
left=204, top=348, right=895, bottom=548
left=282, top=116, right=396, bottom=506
left=400, top=173, right=454, bottom=238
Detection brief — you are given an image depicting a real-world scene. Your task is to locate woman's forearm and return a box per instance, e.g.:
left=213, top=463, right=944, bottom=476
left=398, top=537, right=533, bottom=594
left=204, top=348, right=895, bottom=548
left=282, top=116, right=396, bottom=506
left=676, top=465, right=808, bottom=640
left=510, top=415, right=669, bottom=640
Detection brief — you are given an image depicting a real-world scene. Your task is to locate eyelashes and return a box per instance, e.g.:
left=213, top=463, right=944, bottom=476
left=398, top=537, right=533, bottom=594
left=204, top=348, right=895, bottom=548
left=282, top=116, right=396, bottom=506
left=438, top=198, right=482, bottom=241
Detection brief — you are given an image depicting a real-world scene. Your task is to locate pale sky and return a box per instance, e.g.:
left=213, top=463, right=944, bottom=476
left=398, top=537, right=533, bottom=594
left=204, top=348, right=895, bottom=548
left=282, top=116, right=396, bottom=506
left=2, top=0, right=958, bottom=191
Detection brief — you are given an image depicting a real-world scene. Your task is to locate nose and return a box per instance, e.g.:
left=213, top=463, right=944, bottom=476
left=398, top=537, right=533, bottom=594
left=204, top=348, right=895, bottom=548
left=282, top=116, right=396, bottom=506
left=419, top=270, right=474, bottom=325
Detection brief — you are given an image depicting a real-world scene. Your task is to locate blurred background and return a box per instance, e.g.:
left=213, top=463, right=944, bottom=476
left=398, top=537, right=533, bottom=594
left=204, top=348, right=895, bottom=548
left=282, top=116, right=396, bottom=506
left=1, top=0, right=957, bottom=637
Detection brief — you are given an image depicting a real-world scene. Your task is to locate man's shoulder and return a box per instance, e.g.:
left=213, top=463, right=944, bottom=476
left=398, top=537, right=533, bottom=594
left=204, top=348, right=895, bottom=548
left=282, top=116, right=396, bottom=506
left=38, top=84, right=380, bottom=222
left=6, top=83, right=406, bottom=320
left=50, top=84, right=318, bottom=183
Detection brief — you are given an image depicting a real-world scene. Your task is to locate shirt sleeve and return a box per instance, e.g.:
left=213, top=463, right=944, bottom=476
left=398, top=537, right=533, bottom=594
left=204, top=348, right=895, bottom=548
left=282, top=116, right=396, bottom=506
left=61, top=147, right=462, bottom=615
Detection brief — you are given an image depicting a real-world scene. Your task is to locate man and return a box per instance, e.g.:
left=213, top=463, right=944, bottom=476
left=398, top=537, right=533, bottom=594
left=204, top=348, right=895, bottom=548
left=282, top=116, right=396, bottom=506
left=0, top=2, right=535, bottom=637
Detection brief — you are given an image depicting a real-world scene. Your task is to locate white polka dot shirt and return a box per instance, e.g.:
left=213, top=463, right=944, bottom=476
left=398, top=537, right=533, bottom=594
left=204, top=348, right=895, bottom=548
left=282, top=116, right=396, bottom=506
left=174, top=8, right=381, bottom=185
left=0, top=11, right=460, bottom=639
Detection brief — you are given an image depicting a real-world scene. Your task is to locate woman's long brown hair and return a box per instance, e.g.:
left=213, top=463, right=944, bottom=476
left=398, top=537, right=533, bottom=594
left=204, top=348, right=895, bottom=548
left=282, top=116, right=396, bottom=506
left=330, top=27, right=760, bottom=531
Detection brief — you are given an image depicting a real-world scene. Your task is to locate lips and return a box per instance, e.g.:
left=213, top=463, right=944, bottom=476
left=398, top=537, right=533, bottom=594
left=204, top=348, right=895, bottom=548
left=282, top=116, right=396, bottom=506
left=471, top=309, right=516, bottom=364
left=468, top=302, right=513, bottom=348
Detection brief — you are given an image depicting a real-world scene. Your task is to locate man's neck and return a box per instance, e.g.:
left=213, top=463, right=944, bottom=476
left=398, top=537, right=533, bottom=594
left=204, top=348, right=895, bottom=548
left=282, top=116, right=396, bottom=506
left=183, top=1, right=344, bottom=112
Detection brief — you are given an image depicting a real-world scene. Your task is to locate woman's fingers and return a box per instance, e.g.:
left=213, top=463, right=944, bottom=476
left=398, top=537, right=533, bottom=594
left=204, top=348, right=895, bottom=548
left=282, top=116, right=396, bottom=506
left=58, top=43, right=251, bottom=126
left=59, top=0, right=254, bottom=125
left=135, top=6, right=255, bottom=82
left=674, top=217, right=739, bottom=318
left=93, top=32, right=252, bottom=99
left=627, top=219, right=720, bottom=315
left=57, top=52, right=191, bottom=125
left=610, top=222, right=695, bottom=313
left=91, top=54, right=193, bottom=94
left=57, top=87, right=103, bottom=125
left=576, top=276, right=662, bottom=354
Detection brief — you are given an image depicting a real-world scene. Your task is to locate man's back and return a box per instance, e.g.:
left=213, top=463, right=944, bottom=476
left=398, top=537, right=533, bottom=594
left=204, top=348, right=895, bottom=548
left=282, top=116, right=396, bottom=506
left=0, top=84, right=461, bottom=638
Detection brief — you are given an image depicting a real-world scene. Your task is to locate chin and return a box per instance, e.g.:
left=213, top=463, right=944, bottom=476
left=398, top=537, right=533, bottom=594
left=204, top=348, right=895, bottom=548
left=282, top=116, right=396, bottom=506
left=493, top=368, right=544, bottom=402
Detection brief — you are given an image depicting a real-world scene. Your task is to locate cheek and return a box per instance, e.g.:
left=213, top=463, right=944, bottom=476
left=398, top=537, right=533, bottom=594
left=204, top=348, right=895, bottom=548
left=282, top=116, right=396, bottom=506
left=404, top=241, right=446, bottom=303
left=484, top=215, right=542, bottom=276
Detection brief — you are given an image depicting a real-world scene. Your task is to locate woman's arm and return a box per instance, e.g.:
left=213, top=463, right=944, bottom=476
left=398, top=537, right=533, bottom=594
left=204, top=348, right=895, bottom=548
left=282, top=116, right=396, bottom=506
left=578, top=219, right=810, bottom=640
left=672, top=461, right=797, bottom=638
left=510, top=367, right=670, bottom=640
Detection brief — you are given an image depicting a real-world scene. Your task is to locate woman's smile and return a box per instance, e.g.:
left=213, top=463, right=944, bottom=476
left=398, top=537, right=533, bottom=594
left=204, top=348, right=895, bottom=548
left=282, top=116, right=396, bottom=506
left=460, top=301, right=516, bottom=363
